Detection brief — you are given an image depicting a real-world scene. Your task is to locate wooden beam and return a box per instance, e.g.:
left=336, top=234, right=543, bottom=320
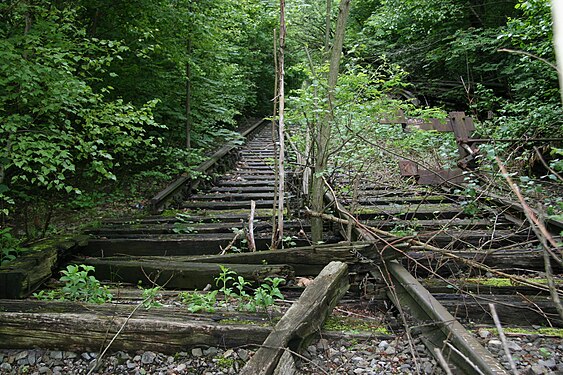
left=239, top=261, right=349, bottom=375
left=101, top=242, right=402, bottom=275
left=0, top=300, right=272, bottom=353
left=0, top=236, right=88, bottom=298
left=77, top=258, right=295, bottom=289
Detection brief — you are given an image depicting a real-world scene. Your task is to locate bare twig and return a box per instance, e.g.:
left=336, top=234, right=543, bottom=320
left=275, top=1, right=287, bottom=250
left=220, top=229, right=243, bottom=255
left=496, top=157, right=561, bottom=257
left=304, top=208, right=562, bottom=296
left=489, top=304, right=519, bottom=375
left=247, top=200, right=256, bottom=252
left=533, top=146, right=563, bottom=183
left=87, top=298, right=148, bottom=374
left=496, top=157, right=563, bottom=321
left=444, top=342, right=486, bottom=375
left=498, top=48, right=559, bottom=73
left=433, top=347, right=454, bottom=375
left=271, top=27, right=279, bottom=250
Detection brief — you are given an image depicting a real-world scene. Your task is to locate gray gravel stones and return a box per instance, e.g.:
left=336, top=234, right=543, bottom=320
left=477, top=331, right=563, bottom=374
left=297, top=336, right=444, bottom=375
left=0, top=348, right=250, bottom=374
left=1, top=332, right=562, bottom=374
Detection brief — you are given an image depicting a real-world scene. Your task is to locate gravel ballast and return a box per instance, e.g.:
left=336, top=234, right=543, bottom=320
left=1, top=333, right=562, bottom=374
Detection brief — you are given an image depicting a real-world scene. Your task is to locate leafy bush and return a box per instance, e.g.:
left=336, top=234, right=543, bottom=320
left=179, top=266, right=286, bottom=313
left=0, top=227, right=22, bottom=266
left=33, top=264, right=112, bottom=304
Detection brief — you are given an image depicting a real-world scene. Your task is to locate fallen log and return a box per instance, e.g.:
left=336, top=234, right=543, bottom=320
left=239, top=261, right=349, bottom=375
left=76, top=258, right=294, bottom=289
left=0, top=300, right=272, bottom=353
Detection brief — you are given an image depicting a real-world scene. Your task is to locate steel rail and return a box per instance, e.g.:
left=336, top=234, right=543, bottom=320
left=286, top=131, right=508, bottom=373
left=325, top=191, right=509, bottom=374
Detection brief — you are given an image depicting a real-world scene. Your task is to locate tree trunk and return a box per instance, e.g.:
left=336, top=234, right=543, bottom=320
left=271, top=28, right=279, bottom=249
left=273, top=0, right=286, bottom=249
left=185, top=39, right=192, bottom=149
left=552, top=0, right=563, bottom=104
left=311, top=0, right=352, bottom=243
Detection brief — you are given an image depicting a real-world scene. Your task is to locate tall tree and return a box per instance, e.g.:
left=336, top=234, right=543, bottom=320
left=311, top=0, right=352, bottom=243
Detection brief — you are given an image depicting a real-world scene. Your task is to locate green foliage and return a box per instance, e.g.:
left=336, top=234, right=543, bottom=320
left=338, top=0, right=563, bottom=167
left=215, top=265, right=237, bottom=303
left=455, top=175, right=481, bottom=216
left=287, top=57, right=453, bottom=196
left=253, top=277, right=285, bottom=311
left=34, top=264, right=112, bottom=304
left=549, top=148, right=563, bottom=174
left=179, top=266, right=286, bottom=313
left=0, top=1, right=166, bottom=225
left=0, top=227, right=22, bottom=265
left=172, top=213, right=197, bottom=234
left=0, top=0, right=277, bottom=237
left=323, top=316, right=390, bottom=334
left=139, top=284, right=163, bottom=309
left=282, top=236, right=297, bottom=248
left=180, top=290, right=218, bottom=313
left=215, top=356, right=236, bottom=369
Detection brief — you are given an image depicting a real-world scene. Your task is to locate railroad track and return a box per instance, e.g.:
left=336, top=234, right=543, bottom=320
left=1, top=118, right=562, bottom=375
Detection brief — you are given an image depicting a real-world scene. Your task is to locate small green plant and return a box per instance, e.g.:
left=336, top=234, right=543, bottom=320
left=34, top=264, right=112, bottom=304
left=180, top=266, right=287, bottom=313
left=140, top=284, right=162, bottom=309
left=323, top=316, right=390, bottom=334
left=282, top=236, right=297, bottom=247
left=0, top=227, right=22, bottom=266
left=172, top=213, right=197, bottom=234
left=389, top=224, right=418, bottom=237
left=456, top=175, right=480, bottom=216
left=539, top=347, right=552, bottom=358
left=216, top=356, right=235, bottom=369
left=233, top=275, right=254, bottom=311
left=253, top=277, right=285, bottom=311
left=179, top=290, right=218, bottom=313
left=215, top=265, right=237, bottom=304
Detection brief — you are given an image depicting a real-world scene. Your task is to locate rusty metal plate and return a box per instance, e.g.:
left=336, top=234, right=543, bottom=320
left=417, top=168, right=464, bottom=185
left=399, top=160, right=418, bottom=176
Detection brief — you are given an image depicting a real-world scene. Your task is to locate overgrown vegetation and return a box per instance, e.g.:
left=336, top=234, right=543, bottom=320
left=0, top=227, right=22, bottom=265
left=284, top=0, right=562, bottom=234
left=2, top=0, right=561, bottom=251
left=179, top=265, right=285, bottom=313
left=323, top=316, right=389, bottom=335
left=0, top=0, right=276, bottom=245
left=33, top=264, right=113, bottom=304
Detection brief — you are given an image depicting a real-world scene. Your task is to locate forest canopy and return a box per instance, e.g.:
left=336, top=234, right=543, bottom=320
left=1, top=0, right=562, bottom=243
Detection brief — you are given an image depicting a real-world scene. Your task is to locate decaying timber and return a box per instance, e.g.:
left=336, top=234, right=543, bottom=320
left=77, top=257, right=294, bottom=289
left=0, top=300, right=272, bottom=353
left=240, top=261, right=349, bottom=375
left=149, top=119, right=266, bottom=213
left=100, top=242, right=403, bottom=276
left=0, top=236, right=88, bottom=298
